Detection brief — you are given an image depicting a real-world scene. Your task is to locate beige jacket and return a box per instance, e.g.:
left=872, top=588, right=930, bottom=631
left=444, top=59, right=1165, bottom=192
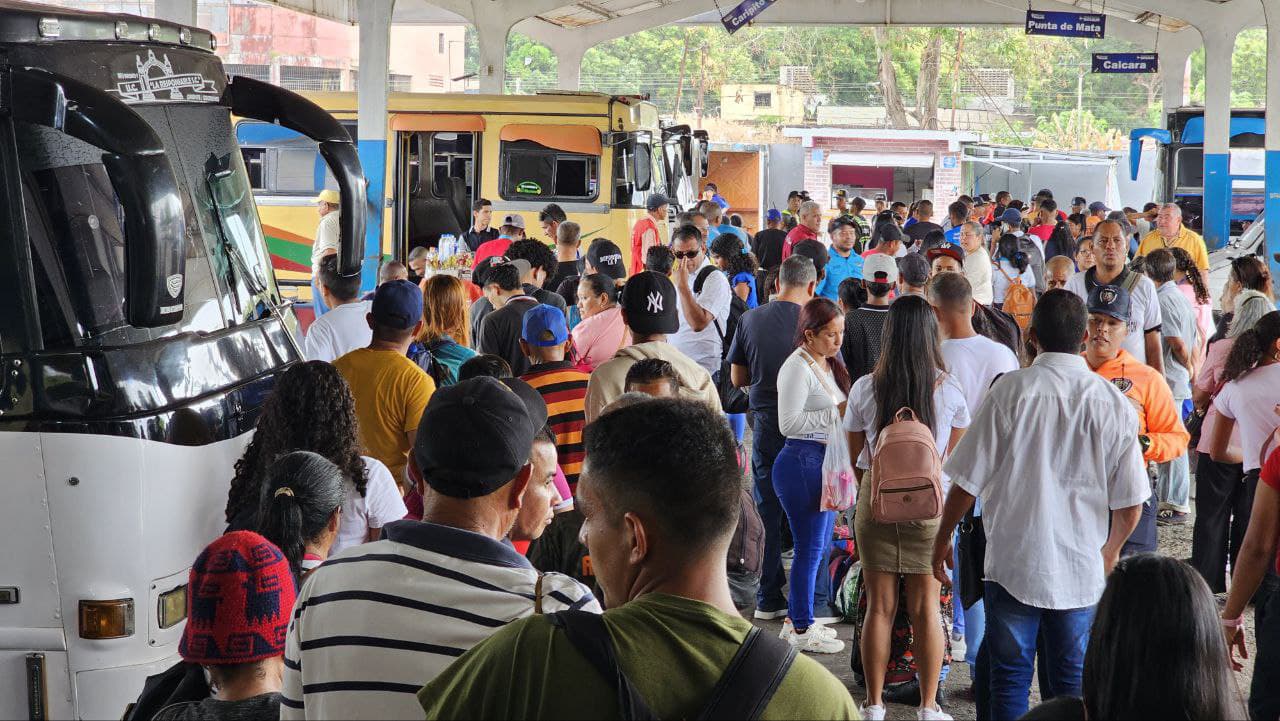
left=584, top=341, right=723, bottom=422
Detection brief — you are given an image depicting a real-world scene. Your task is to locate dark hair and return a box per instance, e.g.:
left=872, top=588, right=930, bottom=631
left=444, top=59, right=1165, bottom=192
left=1039, top=198, right=1057, bottom=214
left=851, top=196, right=866, bottom=211
left=794, top=298, right=852, bottom=393
left=997, top=234, right=1029, bottom=273
left=1223, top=311, right=1280, bottom=383
left=925, top=271, right=973, bottom=313
left=996, top=190, right=1011, bottom=202
left=1143, top=201, right=1159, bottom=212
left=675, top=210, right=704, bottom=226
left=507, top=239, right=557, bottom=276
left=645, top=245, right=675, bottom=275
left=1068, top=212, right=1087, bottom=232
left=919, top=229, right=946, bottom=255
left=948, top=200, right=968, bottom=222
left=1169, top=247, right=1209, bottom=305
left=583, top=399, right=740, bottom=550
left=458, top=354, right=513, bottom=381
left=317, top=255, right=361, bottom=302
left=624, top=358, right=681, bottom=394
left=1231, top=255, right=1272, bottom=295
left=791, top=239, right=828, bottom=278
left=864, top=279, right=894, bottom=298
left=538, top=204, right=567, bottom=224
left=870, top=295, right=944, bottom=432
left=709, top=234, right=758, bottom=277
left=890, top=201, right=908, bottom=211
left=225, top=362, right=368, bottom=525
left=671, top=223, right=703, bottom=246
left=1144, top=248, right=1177, bottom=284
left=838, top=276, right=866, bottom=309
left=579, top=273, right=618, bottom=304
left=1031, top=289, right=1088, bottom=354
left=485, top=263, right=522, bottom=291
left=258, top=451, right=345, bottom=579
left=1128, top=255, right=1147, bottom=275
left=472, top=198, right=492, bottom=212
left=915, top=199, right=933, bottom=214
left=729, top=214, right=743, bottom=227
left=1083, top=554, right=1246, bottom=720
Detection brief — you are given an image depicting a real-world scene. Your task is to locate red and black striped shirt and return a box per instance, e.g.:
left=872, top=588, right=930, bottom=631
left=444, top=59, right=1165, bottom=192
left=520, top=361, right=590, bottom=490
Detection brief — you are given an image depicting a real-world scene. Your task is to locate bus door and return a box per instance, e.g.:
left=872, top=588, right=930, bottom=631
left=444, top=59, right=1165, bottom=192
left=390, top=114, right=483, bottom=257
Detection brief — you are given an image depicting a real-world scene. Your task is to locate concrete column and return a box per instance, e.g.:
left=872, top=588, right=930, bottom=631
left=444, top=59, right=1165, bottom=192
left=153, top=0, right=196, bottom=26
left=1201, top=28, right=1237, bottom=249
left=1160, top=49, right=1191, bottom=125
left=1265, top=3, right=1280, bottom=301
left=554, top=41, right=589, bottom=91
left=357, top=0, right=394, bottom=292
left=474, top=16, right=510, bottom=95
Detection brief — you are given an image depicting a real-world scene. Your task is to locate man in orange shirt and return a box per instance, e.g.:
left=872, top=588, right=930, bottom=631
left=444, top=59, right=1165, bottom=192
left=1083, top=283, right=1190, bottom=555
left=630, top=193, right=669, bottom=276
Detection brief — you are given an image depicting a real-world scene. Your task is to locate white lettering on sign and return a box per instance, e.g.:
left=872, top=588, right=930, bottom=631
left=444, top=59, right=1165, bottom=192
left=111, top=50, right=219, bottom=104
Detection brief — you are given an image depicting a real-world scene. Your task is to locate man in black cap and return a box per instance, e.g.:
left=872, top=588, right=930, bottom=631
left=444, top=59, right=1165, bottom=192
left=478, top=259, right=542, bottom=377
left=897, top=252, right=932, bottom=298
left=630, top=193, right=670, bottom=276
left=781, top=190, right=805, bottom=230
left=283, top=376, right=599, bottom=719
left=584, top=271, right=721, bottom=421
left=1071, top=196, right=1087, bottom=216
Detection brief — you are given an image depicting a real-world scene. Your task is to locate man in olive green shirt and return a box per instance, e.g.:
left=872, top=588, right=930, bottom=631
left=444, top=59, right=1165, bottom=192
left=420, top=399, right=858, bottom=720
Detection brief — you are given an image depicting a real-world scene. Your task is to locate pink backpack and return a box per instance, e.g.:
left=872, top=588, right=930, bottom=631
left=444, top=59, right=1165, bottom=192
left=870, top=407, right=943, bottom=524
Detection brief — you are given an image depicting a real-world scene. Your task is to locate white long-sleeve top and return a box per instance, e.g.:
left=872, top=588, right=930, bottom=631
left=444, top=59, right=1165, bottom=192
left=777, top=347, right=847, bottom=441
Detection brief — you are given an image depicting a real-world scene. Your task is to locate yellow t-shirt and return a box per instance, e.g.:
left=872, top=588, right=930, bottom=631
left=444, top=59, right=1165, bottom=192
left=332, top=348, right=435, bottom=489
left=1137, top=226, right=1209, bottom=270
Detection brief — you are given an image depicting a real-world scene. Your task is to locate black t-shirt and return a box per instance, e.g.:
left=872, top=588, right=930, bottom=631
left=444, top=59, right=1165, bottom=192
left=752, top=228, right=788, bottom=270
left=547, top=260, right=580, bottom=297
left=842, top=304, right=890, bottom=381
left=478, top=296, right=540, bottom=377
left=153, top=693, right=282, bottom=721
left=905, top=221, right=943, bottom=247
left=461, top=226, right=500, bottom=252
left=471, top=284, right=566, bottom=345
left=726, top=300, right=801, bottom=415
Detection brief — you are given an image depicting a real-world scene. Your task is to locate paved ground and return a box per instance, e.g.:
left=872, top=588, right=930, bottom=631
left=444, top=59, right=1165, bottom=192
left=747, top=518, right=1256, bottom=719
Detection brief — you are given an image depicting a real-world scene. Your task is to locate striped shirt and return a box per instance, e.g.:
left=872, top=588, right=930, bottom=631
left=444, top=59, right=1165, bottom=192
left=281, top=520, right=599, bottom=720
left=521, top=361, right=590, bottom=489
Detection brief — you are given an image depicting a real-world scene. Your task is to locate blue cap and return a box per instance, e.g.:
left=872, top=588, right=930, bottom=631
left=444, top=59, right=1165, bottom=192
left=521, top=304, right=569, bottom=347
left=1087, top=283, right=1131, bottom=324
left=766, top=208, right=783, bottom=222
left=999, top=208, right=1023, bottom=226
left=370, top=279, right=423, bottom=330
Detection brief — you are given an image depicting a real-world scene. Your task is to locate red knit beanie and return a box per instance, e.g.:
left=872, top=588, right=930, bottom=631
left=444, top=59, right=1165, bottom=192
left=179, top=531, right=296, bottom=665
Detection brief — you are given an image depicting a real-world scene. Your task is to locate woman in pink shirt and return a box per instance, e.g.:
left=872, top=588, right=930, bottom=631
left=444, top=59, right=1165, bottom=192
left=1190, top=288, right=1273, bottom=592
left=1172, top=247, right=1213, bottom=375
left=571, top=273, right=629, bottom=371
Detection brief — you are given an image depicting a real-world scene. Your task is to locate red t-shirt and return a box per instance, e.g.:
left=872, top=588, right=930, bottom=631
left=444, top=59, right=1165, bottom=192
left=630, top=216, right=660, bottom=277
left=1028, top=224, right=1055, bottom=242
left=781, top=225, right=818, bottom=260
left=472, top=237, right=513, bottom=270
left=1261, top=446, right=1280, bottom=573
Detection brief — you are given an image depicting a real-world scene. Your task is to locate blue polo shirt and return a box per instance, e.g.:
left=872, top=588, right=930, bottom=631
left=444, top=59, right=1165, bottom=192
left=816, top=247, right=864, bottom=301
left=711, top=223, right=750, bottom=251
left=945, top=225, right=962, bottom=245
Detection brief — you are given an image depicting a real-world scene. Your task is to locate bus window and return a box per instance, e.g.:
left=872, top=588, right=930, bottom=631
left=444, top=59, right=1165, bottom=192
left=236, top=120, right=357, bottom=196
left=430, top=132, right=474, bottom=200
left=242, top=147, right=266, bottom=190
left=1174, top=147, right=1204, bottom=192
left=500, top=140, right=599, bottom=202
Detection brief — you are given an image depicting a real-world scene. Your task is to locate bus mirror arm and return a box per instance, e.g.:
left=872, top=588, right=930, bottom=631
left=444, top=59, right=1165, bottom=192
left=222, top=76, right=366, bottom=278
left=3, top=66, right=186, bottom=329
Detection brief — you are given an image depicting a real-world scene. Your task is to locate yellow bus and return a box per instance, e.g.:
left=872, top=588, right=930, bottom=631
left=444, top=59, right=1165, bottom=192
left=235, top=91, right=707, bottom=297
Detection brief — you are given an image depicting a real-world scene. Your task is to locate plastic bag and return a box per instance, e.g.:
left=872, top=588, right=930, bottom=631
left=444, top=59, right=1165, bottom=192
left=821, top=417, right=857, bottom=511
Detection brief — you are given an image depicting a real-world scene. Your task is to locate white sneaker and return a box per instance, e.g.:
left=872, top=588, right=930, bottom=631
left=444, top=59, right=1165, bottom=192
left=779, top=618, right=838, bottom=641
left=918, top=705, right=953, bottom=721
left=786, top=627, right=845, bottom=654
left=860, top=704, right=886, bottom=721
left=950, top=633, right=967, bottom=659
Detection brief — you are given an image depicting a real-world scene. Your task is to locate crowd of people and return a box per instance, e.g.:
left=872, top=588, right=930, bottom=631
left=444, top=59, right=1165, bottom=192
left=127, top=183, right=1280, bottom=721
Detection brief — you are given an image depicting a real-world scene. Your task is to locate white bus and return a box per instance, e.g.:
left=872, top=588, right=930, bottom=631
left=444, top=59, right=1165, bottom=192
left=0, top=4, right=365, bottom=718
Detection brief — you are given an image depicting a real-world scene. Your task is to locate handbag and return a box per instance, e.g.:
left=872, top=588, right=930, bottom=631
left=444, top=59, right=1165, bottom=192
left=799, top=350, right=856, bottom=511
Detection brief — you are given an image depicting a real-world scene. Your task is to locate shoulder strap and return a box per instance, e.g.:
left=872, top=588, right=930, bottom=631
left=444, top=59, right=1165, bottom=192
left=994, top=262, right=1014, bottom=283
left=549, top=611, right=657, bottom=721
left=1120, top=268, right=1142, bottom=294
left=694, top=265, right=717, bottom=294
left=697, top=628, right=796, bottom=721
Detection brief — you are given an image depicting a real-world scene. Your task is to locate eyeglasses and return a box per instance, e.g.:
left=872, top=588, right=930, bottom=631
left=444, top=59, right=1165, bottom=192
left=673, top=250, right=701, bottom=259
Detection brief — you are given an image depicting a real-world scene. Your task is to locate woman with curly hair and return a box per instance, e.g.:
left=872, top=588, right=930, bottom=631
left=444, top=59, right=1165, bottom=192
left=1170, top=246, right=1212, bottom=372
left=224, top=361, right=406, bottom=555
left=709, top=233, right=759, bottom=308
left=411, top=274, right=477, bottom=387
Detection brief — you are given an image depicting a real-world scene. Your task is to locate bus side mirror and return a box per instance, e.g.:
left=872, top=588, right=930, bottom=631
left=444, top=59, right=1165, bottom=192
left=5, top=66, right=186, bottom=328
left=222, top=76, right=366, bottom=280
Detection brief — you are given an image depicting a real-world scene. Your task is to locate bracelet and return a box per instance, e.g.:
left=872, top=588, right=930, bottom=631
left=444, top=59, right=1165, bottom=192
left=1221, top=614, right=1245, bottom=629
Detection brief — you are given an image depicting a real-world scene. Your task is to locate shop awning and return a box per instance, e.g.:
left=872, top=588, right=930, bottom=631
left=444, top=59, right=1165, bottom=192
left=499, top=124, right=601, bottom=156
left=390, top=114, right=485, bottom=132
left=827, top=152, right=935, bottom=168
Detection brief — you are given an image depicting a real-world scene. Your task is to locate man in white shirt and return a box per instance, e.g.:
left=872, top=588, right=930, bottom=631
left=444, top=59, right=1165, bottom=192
left=310, top=188, right=341, bottom=316
left=931, top=290, right=1148, bottom=720
left=304, top=255, right=372, bottom=362
left=959, top=222, right=993, bottom=305
left=670, top=223, right=732, bottom=377
left=1064, top=220, right=1163, bottom=373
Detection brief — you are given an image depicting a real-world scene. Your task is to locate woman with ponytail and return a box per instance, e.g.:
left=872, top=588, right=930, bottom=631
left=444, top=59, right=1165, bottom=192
left=1171, top=246, right=1212, bottom=372
left=991, top=234, right=1036, bottom=309
left=258, top=451, right=345, bottom=582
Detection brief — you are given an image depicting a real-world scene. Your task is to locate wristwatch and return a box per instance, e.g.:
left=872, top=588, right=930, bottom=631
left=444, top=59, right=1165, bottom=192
left=1139, top=435, right=1152, bottom=453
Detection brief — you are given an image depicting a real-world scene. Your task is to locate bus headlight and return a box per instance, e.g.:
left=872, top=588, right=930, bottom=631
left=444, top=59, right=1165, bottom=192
left=158, top=585, right=187, bottom=629
left=78, top=599, right=134, bottom=639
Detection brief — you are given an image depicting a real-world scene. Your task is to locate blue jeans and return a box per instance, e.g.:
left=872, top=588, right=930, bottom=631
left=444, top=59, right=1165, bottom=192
left=1157, top=447, right=1192, bottom=513
left=984, top=581, right=1094, bottom=720
left=773, top=438, right=836, bottom=630
left=1122, top=490, right=1158, bottom=556
left=752, top=411, right=788, bottom=607
left=310, top=278, right=330, bottom=317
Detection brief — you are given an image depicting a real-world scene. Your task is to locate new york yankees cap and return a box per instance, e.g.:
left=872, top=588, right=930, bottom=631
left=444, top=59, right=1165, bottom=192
left=619, top=270, right=679, bottom=336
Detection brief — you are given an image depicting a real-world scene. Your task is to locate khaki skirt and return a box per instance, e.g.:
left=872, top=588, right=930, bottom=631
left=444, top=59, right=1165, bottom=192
left=854, top=469, right=941, bottom=575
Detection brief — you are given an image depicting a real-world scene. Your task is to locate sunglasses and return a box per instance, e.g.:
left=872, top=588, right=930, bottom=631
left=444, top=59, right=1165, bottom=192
left=673, top=250, right=701, bottom=259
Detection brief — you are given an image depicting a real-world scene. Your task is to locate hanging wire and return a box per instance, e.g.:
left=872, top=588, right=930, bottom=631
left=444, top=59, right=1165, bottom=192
left=1154, top=14, right=1161, bottom=54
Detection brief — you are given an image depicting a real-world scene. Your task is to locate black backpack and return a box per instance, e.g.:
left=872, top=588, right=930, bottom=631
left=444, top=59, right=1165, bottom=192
left=694, top=266, right=748, bottom=358
left=548, top=610, right=795, bottom=720
left=694, top=266, right=750, bottom=414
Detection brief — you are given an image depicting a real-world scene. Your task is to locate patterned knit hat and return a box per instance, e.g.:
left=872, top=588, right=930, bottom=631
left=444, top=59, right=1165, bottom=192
left=179, top=531, right=296, bottom=665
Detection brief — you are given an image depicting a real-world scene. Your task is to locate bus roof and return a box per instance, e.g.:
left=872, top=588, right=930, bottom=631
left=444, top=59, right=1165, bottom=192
left=302, top=90, right=655, bottom=118
left=0, top=0, right=216, bottom=52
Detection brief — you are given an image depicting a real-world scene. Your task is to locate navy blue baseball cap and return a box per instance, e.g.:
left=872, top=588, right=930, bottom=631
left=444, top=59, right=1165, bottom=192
left=371, top=279, right=423, bottom=329
left=999, top=208, right=1024, bottom=226
left=521, top=304, right=569, bottom=347
left=1087, top=283, right=1132, bottom=324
